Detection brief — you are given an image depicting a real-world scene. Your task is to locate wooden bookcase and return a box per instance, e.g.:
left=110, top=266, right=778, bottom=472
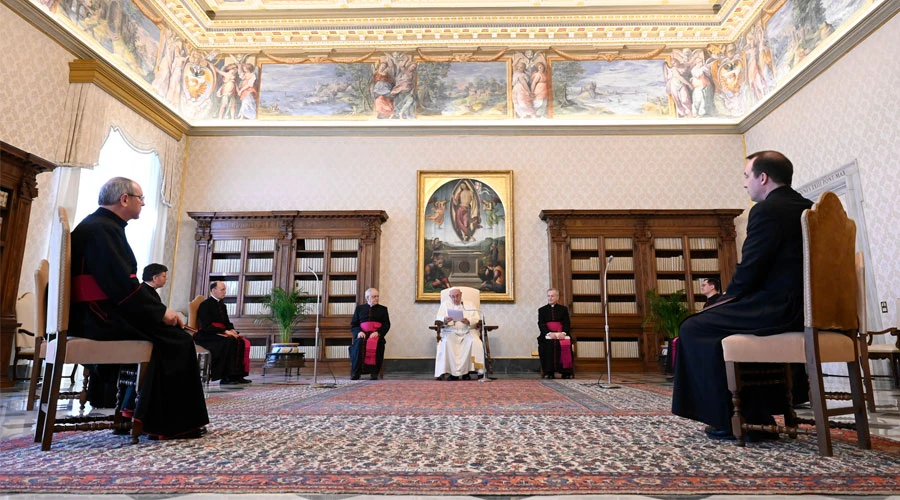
left=188, top=211, right=388, bottom=362
left=540, top=209, right=742, bottom=371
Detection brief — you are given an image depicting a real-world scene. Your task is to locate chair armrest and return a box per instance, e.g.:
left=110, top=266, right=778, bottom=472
left=430, top=321, right=443, bottom=342
left=17, top=328, right=36, bottom=337
left=865, top=327, right=899, bottom=348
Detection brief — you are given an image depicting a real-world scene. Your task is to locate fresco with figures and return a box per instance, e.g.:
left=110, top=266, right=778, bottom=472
left=30, top=0, right=877, bottom=124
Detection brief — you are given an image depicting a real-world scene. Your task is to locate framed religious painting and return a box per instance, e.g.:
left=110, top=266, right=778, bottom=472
left=416, top=171, right=514, bottom=302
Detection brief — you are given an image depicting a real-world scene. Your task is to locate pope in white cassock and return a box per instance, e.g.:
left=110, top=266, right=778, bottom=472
left=434, top=288, right=485, bottom=380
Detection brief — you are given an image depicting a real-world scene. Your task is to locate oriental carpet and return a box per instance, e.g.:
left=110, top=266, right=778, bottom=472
left=1, top=379, right=898, bottom=494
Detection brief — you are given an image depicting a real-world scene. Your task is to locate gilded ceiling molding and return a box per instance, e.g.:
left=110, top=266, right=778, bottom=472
left=262, top=50, right=378, bottom=64
left=415, top=48, right=508, bottom=62
left=549, top=45, right=666, bottom=61
left=68, top=60, right=188, bottom=140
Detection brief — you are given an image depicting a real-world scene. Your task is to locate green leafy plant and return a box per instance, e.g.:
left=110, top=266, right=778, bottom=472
left=254, top=286, right=309, bottom=344
left=642, top=289, right=690, bottom=340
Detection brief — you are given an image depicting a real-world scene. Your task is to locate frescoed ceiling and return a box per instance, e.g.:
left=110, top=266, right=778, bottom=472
left=5, top=0, right=895, bottom=132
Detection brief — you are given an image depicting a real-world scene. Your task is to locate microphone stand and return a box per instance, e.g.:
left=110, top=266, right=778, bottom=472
left=307, top=266, right=331, bottom=388
left=599, top=255, right=620, bottom=389
left=477, top=309, right=492, bottom=383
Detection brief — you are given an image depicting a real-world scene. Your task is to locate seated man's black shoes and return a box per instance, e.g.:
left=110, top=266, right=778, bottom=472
left=350, top=373, right=360, bottom=380
left=704, top=425, right=736, bottom=440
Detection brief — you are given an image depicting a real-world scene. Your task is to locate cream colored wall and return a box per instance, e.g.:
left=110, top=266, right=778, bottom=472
left=2, top=3, right=72, bottom=297
left=174, top=135, right=748, bottom=359
left=745, top=12, right=900, bottom=329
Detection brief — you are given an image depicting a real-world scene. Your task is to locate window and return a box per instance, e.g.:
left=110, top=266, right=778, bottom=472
left=73, top=128, right=163, bottom=270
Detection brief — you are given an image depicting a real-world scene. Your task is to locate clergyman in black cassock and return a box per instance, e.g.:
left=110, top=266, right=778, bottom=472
left=349, top=288, right=391, bottom=380
left=672, top=151, right=812, bottom=434
left=69, top=178, right=208, bottom=439
left=537, top=288, right=573, bottom=379
left=196, top=285, right=249, bottom=383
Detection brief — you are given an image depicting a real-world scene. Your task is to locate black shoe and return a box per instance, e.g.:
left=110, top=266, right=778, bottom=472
left=561, top=373, right=573, bottom=379
left=220, top=379, right=241, bottom=386
left=543, top=374, right=555, bottom=379
left=448, top=375, right=459, bottom=381
left=461, top=374, right=471, bottom=380
left=350, top=374, right=360, bottom=380
left=704, top=426, right=736, bottom=440
left=370, top=375, right=379, bottom=380
left=148, top=427, right=206, bottom=441
left=235, top=377, right=252, bottom=384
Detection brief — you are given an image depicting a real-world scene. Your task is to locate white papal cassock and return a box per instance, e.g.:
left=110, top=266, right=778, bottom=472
left=434, top=300, right=485, bottom=378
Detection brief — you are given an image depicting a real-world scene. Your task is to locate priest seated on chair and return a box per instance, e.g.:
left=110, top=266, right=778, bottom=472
left=434, top=287, right=485, bottom=380
left=537, top=288, right=574, bottom=379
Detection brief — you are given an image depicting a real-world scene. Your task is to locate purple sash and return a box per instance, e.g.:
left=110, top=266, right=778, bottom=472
left=559, top=338, right=573, bottom=369
left=365, top=336, right=379, bottom=366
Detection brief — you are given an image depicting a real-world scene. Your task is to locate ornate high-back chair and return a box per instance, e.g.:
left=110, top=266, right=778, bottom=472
left=430, top=286, right=497, bottom=375
left=34, top=207, right=154, bottom=451
left=187, top=295, right=212, bottom=385
left=861, top=297, right=900, bottom=390
left=721, top=191, right=871, bottom=456
left=13, top=292, right=35, bottom=380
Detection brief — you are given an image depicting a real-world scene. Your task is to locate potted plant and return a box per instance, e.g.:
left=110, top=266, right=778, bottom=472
left=643, top=289, right=690, bottom=375
left=255, top=286, right=309, bottom=353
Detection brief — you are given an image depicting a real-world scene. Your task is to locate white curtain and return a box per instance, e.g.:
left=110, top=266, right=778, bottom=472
left=54, top=82, right=184, bottom=206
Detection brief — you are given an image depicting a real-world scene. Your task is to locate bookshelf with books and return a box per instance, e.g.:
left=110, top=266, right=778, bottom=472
left=188, top=211, right=388, bottom=361
left=540, top=209, right=741, bottom=371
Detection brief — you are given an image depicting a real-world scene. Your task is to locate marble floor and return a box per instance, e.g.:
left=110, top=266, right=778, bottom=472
left=2, top=364, right=899, bottom=499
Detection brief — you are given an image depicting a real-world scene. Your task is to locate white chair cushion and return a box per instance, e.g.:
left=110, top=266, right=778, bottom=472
left=45, top=338, right=153, bottom=365
left=722, top=331, right=856, bottom=364
left=867, top=344, right=900, bottom=354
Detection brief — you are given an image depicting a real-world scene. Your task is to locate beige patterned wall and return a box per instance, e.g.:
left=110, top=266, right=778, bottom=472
left=2, top=4, right=72, bottom=297
left=745, top=12, right=900, bottom=329
left=174, top=134, right=748, bottom=359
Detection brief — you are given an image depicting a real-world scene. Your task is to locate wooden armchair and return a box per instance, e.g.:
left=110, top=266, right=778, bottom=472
left=13, top=292, right=35, bottom=380
left=721, top=191, right=871, bottom=457
left=861, top=298, right=899, bottom=388
left=429, top=286, right=498, bottom=375
left=187, top=295, right=212, bottom=385
left=34, top=207, right=154, bottom=451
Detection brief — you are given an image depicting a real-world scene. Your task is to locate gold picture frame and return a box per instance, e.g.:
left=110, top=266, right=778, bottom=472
left=417, top=170, right=514, bottom=302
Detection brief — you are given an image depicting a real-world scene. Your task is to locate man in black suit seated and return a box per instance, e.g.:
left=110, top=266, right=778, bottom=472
left=672, top=151, right=812, bottom=441
left=141, top=263, right=168, bottom=302
left=699, top=277, right=723, bottom=309
left=349, top=288, right=391, bottom=380
left=537, top=288, right=573, bottom=379
left=196, top=281, right=251, bottom=386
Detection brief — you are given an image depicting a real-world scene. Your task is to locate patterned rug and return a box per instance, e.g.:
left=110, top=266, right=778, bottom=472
left=1, top=379, right=898, bottom=494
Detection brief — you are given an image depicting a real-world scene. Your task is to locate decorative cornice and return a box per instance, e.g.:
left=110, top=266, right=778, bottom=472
left=68, top=60, right=188, bottom=140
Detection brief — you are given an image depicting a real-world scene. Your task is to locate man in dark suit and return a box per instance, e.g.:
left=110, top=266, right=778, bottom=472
left=699, top=277, right=723, bottom=309
left=672, top=151, right=813, bottom=439
left=141, top=263, right=168, bottom=302
left=349, top=288, right=391, bottom=380
left=537, top=288, right=573, bottom=379
left=196, top=281, right=251, bottom=385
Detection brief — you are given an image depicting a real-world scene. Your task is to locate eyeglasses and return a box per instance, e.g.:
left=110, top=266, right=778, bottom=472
left=126, top=193, right=145, bottom=202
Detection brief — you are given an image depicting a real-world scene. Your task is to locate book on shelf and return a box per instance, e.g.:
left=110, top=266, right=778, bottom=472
left=295, top=257, right=325, bottom=273
left=211, top=259, right=241, bottom=274
left=570, top=237, right=598, bottom=251
left=689, top=258, right=719, bottom=272
left=299, top=238, right=326, bottom=251
left=329, top=279, right=358, bottom=295
left=213, top=239, right=242, bottom=253
left=606, top=256, right=634, bottom=272
left=655, top=237, right=683, bottom=250
left=604, top=237, right=633, bottom=251
left=655, top=255, right=685, bottom=272
left=295, top=280, right=322, bottom=295
left=327, top=302, right=356, bottom=315
left=656, top=279, right=686, bottom=294
left=689, top=237, right=718, bottom=250
left=246, top=258, right=274, bottom=273
left=607, top=279, right=636, bottom=295
left=245, top=280, right=273, bottom=296
left=248, top=239, right=276, bottom=252
left=329, top=257, right=358, bottom=273
left=332, top=238, right=359, bottom=251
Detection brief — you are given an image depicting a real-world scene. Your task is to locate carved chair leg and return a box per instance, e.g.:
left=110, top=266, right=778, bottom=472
left=782, top=364, right=798, bottom=439
left=725, top=360, right=746, bottom=446
left=847, top=360, right=872, bottom=450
